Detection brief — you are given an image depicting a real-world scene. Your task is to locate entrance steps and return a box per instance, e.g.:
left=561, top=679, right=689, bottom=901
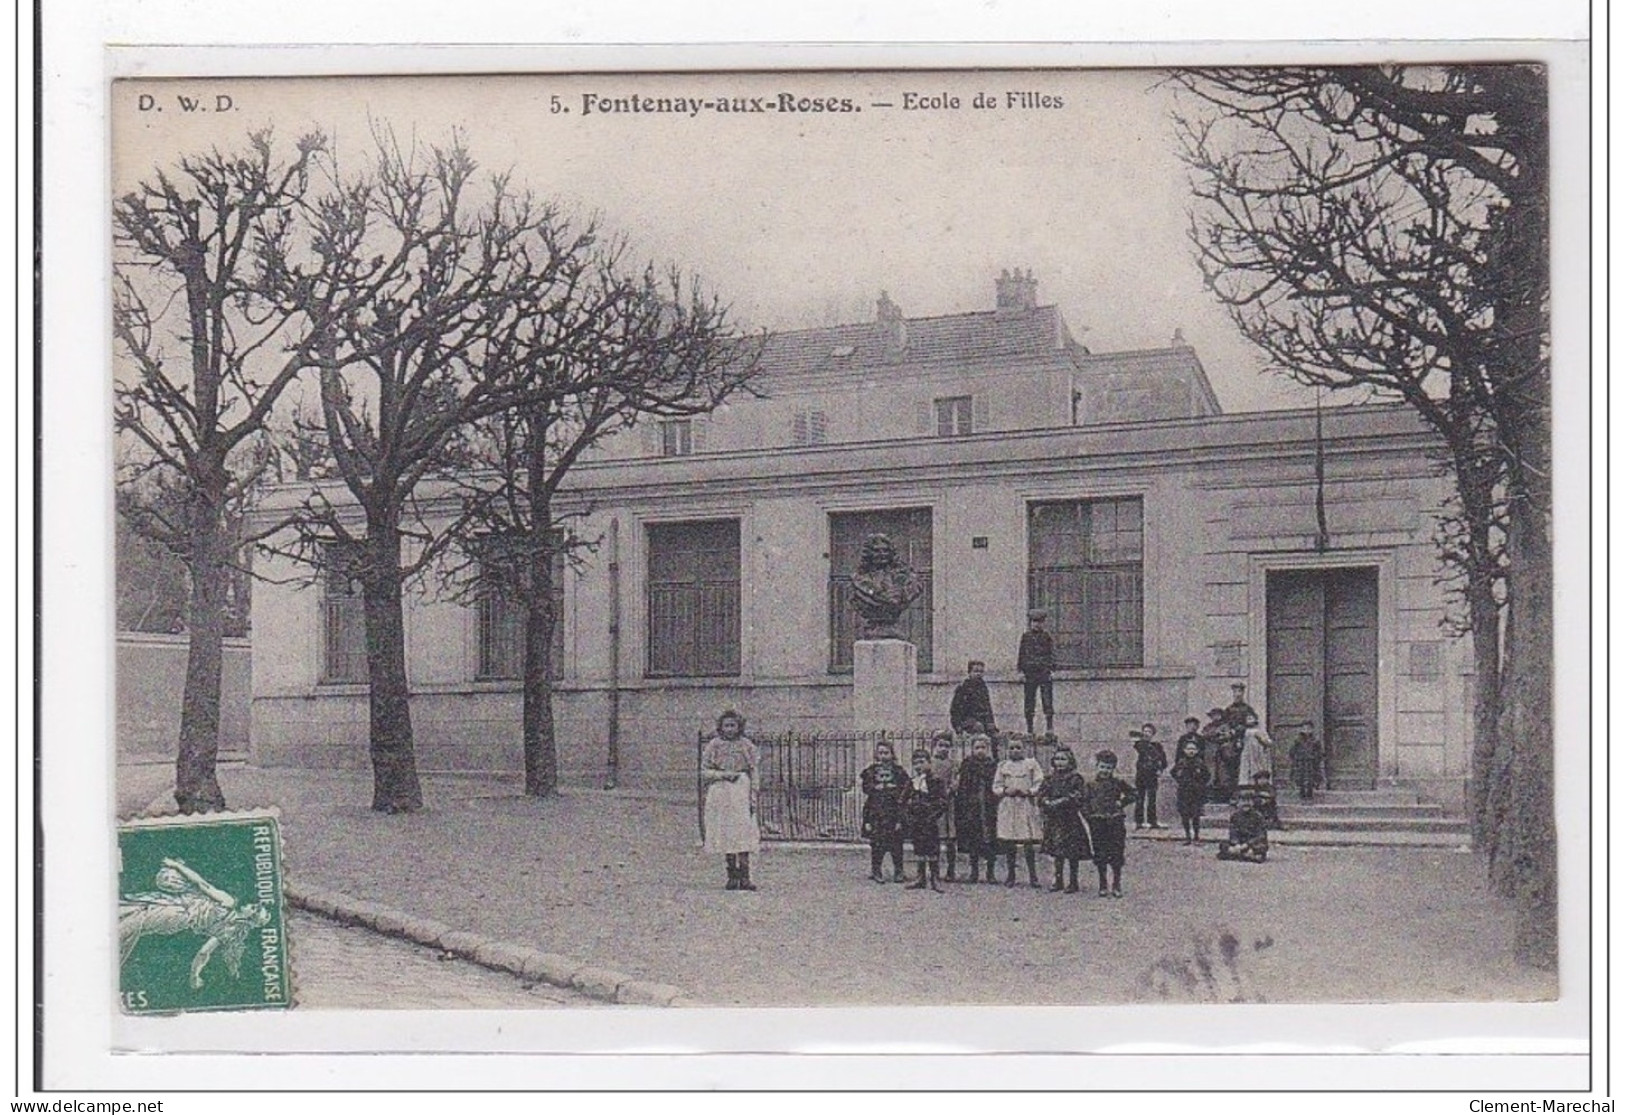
left=1134, top=785, right=1474, bottom=849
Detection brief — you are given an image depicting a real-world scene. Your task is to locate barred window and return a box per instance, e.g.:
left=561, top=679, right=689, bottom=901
left=321, top=543, right=368, bottom=684
left=828, top=508, right=933, bottom=673
left=646, top=519, right=741, bottom=677
left=474, top=540, right=567, bottom=682
left=1027, top=497, right=1144, bottom=668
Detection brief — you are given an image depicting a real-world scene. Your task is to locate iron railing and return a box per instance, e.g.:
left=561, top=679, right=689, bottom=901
left=698, top=728, right=1061, bottom=842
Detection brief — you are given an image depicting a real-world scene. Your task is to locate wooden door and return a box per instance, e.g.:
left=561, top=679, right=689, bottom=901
left=1322, top=568, right=1379, bottom=788
left=1266, top=567, right=1379, bottom=789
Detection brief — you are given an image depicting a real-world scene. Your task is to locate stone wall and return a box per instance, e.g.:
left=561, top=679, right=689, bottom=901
left=117, top=632, right=252, bottom=760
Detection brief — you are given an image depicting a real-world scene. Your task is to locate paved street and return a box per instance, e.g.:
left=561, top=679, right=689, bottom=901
left=285, top=909, right=603, bottom=1009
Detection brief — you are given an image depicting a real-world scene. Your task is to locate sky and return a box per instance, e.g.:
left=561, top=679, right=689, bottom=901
left=111, top=69, right=1322, bottom=414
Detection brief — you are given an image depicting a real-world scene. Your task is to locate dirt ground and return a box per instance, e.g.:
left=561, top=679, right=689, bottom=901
left=175, top=767, right=1557, bottom=1008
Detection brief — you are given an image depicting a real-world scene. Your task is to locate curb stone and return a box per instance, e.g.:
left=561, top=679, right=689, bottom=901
left=568, top=966, right=629, bottom=999
left=521, top=951, right=583, bottom=986
left=435, top=930, right=486, bottom=955
left=370, top=907, right=412, bottom=935
left=399, top=917, right=457, bottom=948
left=472, top=939, right=535, bottom=975
left=616, top=980, right=686, bottom=1007
left=283, top=879, right=695, bottom=1007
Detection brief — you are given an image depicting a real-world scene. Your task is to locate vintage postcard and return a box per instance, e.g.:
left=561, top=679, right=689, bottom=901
left=82, top=44, right=1591, bottom=1089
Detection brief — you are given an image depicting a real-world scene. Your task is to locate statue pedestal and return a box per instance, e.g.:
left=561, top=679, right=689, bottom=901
left=853, top=638, right=918, bottom=737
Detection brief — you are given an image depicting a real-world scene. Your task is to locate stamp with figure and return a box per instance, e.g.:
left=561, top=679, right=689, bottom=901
left=117, top=811, right=292, bottom=1013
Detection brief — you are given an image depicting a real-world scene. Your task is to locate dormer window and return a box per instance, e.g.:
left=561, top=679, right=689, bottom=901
left=934, top=396, right=974, bottom=437
left=660, top=419, right=693, bottom=457
left=792, top=409, right=829, bottom=445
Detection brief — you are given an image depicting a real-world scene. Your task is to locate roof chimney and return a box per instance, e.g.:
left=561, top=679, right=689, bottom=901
left=876, top=290, right=907, bottom=357
left=995, top=268, right=1038, bottom=316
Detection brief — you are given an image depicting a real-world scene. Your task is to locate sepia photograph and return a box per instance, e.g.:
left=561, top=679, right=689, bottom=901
left=85, top=48, right=1589, bottom=1085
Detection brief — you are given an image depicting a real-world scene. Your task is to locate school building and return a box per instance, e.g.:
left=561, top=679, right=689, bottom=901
left=248, top=272, right=1472, bottom=810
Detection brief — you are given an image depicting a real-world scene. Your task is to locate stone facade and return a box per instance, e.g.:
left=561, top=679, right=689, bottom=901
left=248, top=279, right=1471, bottom=809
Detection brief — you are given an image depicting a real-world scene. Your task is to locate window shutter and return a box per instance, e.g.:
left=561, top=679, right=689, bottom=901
left=809, top=410, right=828, bottom=444
left=691, top=419, right=708, bottom=454
left=792, top=410, right=809, bottom=445
left=973, top=394, right=990, bottom=432
left=641, top=423, right=660, bottom=457
left=915, top=401, right=933, bottom=435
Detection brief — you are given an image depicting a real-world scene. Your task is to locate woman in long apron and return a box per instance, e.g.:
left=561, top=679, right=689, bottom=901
left=700, top=709, right=761, bottom=890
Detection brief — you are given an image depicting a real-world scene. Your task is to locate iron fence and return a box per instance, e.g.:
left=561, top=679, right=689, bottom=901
left=698, top=728, right=1062, bottom=842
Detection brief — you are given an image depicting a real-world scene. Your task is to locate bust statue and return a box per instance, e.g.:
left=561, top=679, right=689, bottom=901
left=849, top=533, right=925, bottom=639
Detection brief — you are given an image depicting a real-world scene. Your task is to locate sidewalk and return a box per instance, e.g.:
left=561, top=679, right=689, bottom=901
left=189, top=765, right=1555, bottom=1008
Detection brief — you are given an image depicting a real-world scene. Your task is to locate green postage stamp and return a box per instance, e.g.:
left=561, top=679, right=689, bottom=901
left=117, top=811, right=292, bottom=1014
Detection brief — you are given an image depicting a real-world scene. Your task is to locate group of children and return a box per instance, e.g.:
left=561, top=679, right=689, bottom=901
left=858, top=731, right=1137, bottom=898
left=697, top=686, right=1326, bottom=893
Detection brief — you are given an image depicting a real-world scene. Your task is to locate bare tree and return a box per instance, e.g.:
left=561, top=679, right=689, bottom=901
left=1174, top=65, right=1553, bottom=967
left=113, top=130, right=327, bottom=812
left=264, top=134, right=587, bottom=813
left=450, top=246, right=762, bottom=796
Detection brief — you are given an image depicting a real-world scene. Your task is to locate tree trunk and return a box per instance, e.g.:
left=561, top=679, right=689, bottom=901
left=1465, top=571, right=1503, bottom=847
left=1490, top=73, right=1555, bottom=971
left=174, top=480, right=229, bottom=813
left=1499, top=489, right=1556, bottom=970
left=361, top=526, right=423, bottom=813
left=522, top=430, right=559, bottom=798
left=521, top=584, right=559, bottom=798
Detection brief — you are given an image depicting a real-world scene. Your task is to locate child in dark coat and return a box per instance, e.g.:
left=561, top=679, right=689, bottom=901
left=1037, top=747, right=1090, bottom=893
left=903, top=749, right=949, bottom=892
left=1289, top=722, right=1324, bottom=802
left=1131, top=723, right=1169, bottom=830
left=1170, top=732, right=1212, bottom=845
left=1217, top=789, right=1270, bottom=863
left=859, top=741, right=909, bottom=883
left=951, top=733, right=1000, bottom=883
left=1079, top=750, right=1136, bottom=897
left=1176, top=716, right=1206, bottom=771
left=949, top=661, right=997, bottom=736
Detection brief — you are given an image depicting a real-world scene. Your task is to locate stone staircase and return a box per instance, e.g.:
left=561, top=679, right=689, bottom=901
left=1140, top=786, right=1474, bottom=849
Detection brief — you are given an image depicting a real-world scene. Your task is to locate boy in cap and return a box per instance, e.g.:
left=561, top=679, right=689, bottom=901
left=1131, top=722, right=1169, bottom=830
left=1170, top=730, right=1212, bottom=845
left=1079, top=749, right=1136, bottom=897
left=1017, top=610, right=1056, bottom=738
left=1224, top=682, right=1258, bottom=733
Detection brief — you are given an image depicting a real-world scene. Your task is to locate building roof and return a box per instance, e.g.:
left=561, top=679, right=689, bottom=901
left=1074, top=344, right=1224, bottom=416
left=756, top=304, right=1073, bottom=380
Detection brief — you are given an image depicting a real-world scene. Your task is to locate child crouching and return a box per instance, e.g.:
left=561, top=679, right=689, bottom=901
left=1217, top=788, right=1270, bottom=863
